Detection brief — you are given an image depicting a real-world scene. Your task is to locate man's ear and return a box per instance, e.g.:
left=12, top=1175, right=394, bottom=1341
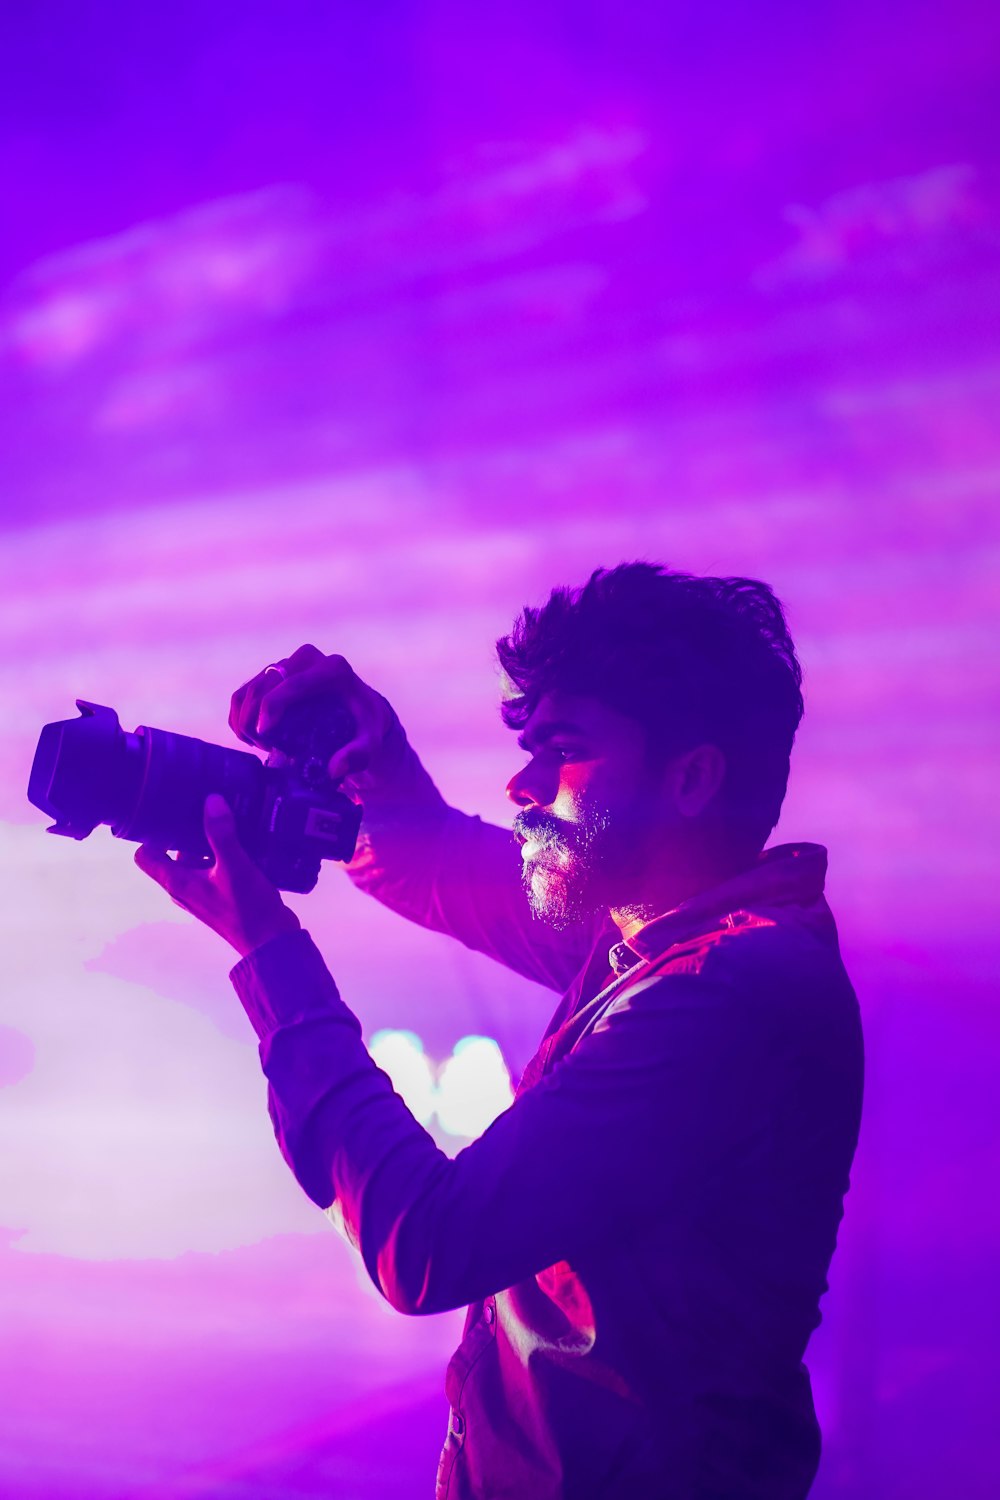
left=673, top=743, right=727, bottom=818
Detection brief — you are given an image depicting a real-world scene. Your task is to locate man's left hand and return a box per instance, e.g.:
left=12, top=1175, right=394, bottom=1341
left=135, top=794, right=301, bottom=960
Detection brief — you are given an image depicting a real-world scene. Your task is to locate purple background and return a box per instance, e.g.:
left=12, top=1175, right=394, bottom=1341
left=2, top=4, right=998, bottom=1495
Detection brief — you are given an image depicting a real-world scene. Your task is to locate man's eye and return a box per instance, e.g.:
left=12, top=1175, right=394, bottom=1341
left=524, top=744, right=583, bottom=764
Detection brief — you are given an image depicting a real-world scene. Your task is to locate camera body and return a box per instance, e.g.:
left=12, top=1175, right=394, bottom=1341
left=28, top=699, right=363, bottom=894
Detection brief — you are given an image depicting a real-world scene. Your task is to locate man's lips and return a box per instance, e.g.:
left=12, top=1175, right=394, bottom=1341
left=520, top=837, right=570, bottom=869
left=515, top=817, right=562, bottom=846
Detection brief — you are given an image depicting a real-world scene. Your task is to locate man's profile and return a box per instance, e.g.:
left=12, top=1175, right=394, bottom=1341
left=137, top=562, right=864, bottom=1499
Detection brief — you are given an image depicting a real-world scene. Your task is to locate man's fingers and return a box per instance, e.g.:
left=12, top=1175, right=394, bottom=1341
left=254, top=678, right=302, bottom=737
left=327, top=737, right=369, bottom=783
left=134, top=845, right=192, bottom=909
left=135, top=843, right=172, bottom=881
left=203, top=795, right=242, bottom=859
left=228, top=645, right=394, bottom=783
left=256, top=657, right=354, bottom=737
left=234, top=676, right=273, bottom=745
left=285, top=644, right=327, bottom=672
left=230, top=646, right=332, bottom=745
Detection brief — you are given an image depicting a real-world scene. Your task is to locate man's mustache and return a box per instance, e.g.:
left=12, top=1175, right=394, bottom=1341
left=512, top=810, right=571, bottom=849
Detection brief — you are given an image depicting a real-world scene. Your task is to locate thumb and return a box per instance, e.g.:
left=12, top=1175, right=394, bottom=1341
left=327, top=739, right=368, bottom=783
left=203, top=793, right=240, bottom=857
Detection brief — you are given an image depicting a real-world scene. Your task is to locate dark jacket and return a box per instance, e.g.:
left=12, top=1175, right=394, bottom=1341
left=230, top=734, right=864, bottom=1499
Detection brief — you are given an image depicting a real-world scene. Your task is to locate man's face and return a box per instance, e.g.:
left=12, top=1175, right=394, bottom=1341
left=506, top=692, right=672, bottom=929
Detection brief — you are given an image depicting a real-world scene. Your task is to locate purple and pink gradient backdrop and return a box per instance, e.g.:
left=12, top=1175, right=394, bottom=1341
left=2, top=5, right=998, bottom=1496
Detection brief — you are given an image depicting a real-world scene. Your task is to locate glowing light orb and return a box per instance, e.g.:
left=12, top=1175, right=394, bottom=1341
left=368, top=1028, right=437, bottom=1125
left=367, top=1030, right=515, bottom=1138
left=435, top=1035, right=515, bottom=1139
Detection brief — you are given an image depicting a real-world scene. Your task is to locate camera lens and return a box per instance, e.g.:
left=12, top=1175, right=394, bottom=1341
left=28, top=702, right=142, bottom=839
left=28, top=701, right=264, bottom=858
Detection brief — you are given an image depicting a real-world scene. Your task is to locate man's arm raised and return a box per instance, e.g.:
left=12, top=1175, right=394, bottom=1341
left=230, top=646, right=593, bottom=994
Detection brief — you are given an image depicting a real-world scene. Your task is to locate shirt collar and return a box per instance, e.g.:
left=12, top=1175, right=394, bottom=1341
left=608, top=842, right=830, bottom=971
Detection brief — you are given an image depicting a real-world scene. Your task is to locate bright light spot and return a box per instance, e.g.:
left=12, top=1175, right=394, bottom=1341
left=368, top=1030, right=515, bottom=1137
left=436, top=1035, right=514, bottom=1139
left=368, top=1029, right=436, bottom=1125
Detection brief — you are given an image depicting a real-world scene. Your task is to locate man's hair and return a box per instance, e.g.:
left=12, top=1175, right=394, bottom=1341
left=496, top=562, right=804, bottom=853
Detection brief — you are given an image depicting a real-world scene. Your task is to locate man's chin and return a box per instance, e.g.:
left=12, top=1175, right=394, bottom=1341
left=522, top=861, right=591, bottom=931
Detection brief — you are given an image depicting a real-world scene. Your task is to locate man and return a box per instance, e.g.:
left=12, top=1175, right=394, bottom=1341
left=136, top=562, right=864, bottom=1499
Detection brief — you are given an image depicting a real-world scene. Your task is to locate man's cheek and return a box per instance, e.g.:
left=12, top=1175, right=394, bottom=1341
left=551, top=779, right=590, bottom=823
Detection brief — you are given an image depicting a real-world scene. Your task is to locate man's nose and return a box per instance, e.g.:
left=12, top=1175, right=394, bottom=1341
left=506, top=760, right=555, bottom=808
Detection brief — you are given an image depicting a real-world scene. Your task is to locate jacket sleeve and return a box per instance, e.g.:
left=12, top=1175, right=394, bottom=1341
left=230, top=927, right=816, bottom=1316
left=340, top=715, right=595, bottom=993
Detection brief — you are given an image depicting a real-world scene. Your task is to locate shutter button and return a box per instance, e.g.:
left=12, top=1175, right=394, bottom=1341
left=484, top=1301, right=495, bottom=1326
left=451, top=1410, right=465, bottom=1438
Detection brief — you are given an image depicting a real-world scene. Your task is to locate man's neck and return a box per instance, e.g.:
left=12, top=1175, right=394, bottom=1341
left=609, top=850, right=755, bottom=944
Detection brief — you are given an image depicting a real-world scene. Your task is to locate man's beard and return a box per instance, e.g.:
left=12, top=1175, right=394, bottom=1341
left=512, top=803, right=614, bottom=931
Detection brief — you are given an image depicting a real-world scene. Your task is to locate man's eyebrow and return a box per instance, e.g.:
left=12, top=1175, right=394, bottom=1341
left=516, top=720, right=587, bottom=752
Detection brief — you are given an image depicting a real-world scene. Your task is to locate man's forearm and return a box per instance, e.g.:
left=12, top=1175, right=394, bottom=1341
left=230, top=925, right=764, bottom=1322
left=343, top=720, right=595, bottom=992
left=231, top=927, right=471, bottom=1312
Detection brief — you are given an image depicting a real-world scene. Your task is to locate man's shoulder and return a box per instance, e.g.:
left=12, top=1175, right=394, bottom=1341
left=614, top=903, right=859, bottom=1038
left=655, top=890, right=847, bottom=974
left=640, top=909, right=783, bottom=979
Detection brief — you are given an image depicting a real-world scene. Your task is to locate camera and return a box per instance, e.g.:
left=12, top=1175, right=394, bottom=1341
left=27, top=698, right=363, bottom=894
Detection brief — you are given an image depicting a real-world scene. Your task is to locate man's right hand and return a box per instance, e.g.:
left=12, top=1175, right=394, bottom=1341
left=229, top=645, right=400, bottom=789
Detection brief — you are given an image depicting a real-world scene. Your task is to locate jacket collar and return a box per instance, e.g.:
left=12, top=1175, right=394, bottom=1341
left=608, top=842, right=830, bottom=975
